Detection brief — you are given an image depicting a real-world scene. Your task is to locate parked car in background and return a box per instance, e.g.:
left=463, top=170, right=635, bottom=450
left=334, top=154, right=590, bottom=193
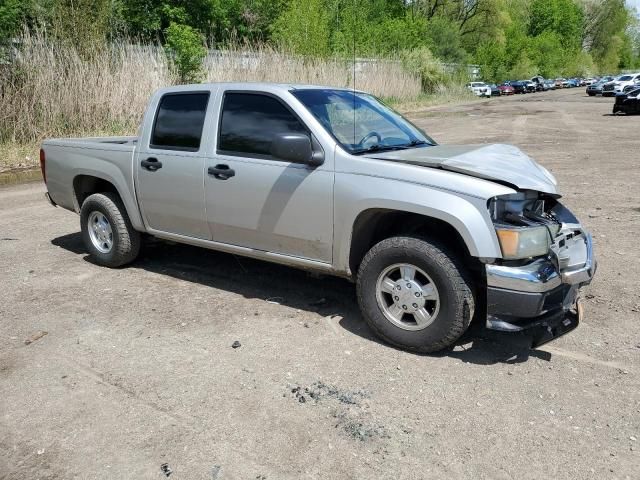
left=524, top=80, right=537, bottom=92
left=40, top=82, right=597, bottom=352
left=498, top=83, right=515, bottom=95
left=584, top=78, right=596, bottom=86
left=613, top=87, right=640, bottom=114
left=622, top=82, right=640, bottom=93
left=586, top=80, right=605, bottom=96
left=555, top=78, right=566, bottom=88
left=544, top=80, right=556, bottom=90
left=488, top=84, right=501, bottom=96
left=531, top=76, right=546, bottom=91
left=509, top=80, right=528, bottom=93
left=565, top=78, right=580, bottom=88
left=467, top=82, right=491, bottom=97
left=603, top=73, right=640, bottom=97
left=508, top=81, right=528, bottom=94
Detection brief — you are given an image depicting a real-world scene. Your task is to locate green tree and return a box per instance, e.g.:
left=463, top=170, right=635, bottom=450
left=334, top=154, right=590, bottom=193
left=0, top=0, right=26, bottom=41
left=369, top=16, right=430, bottom=54
left=50, top=0, right=114, bottom=48
left=528, top=31, right=565, bottom=77
left=272, top=0, right=331, bottom=57
left=528, top=0, right=584, bottom=50
left=582, top=0, right=632, bottom=71
left=475, top=41, right=508, bottom=82
left=424, top=16, right=467, bottom=63
left=164, top=22, right=206, bottom=82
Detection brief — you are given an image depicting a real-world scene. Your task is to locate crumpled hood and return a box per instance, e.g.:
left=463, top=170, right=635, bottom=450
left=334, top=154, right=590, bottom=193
left=364, top=143, right=558, bottom=194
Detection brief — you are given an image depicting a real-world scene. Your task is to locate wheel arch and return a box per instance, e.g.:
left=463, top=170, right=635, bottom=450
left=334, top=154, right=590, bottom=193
left=72, top=173, right=145, bottom=231
left=348, top=208, right=476, bottom=275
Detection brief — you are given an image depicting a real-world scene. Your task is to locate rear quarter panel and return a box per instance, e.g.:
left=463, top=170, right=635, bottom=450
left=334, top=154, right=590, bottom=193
left=43, top=137, right=145, bottom=230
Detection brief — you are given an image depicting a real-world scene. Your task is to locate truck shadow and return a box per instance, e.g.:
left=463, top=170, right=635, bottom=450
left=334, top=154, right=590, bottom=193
left=52, top=232, right=549, bottom=365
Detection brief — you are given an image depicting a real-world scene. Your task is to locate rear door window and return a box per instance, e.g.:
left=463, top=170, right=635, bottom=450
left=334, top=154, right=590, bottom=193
left=218, top=92, right=308, bottom=159
left=150, top=92, right=210, bottom=151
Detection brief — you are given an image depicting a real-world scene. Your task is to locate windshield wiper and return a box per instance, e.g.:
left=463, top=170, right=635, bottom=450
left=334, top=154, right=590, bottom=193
left=352, top=144, right=408, bottom=155
left=405, top=139, right=429, bottom=147
left=352, top=139, right=432, bottom=155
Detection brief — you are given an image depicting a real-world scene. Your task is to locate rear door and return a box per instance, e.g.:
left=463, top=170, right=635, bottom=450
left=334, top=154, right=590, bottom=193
left=205, top=91, right=334, bottom=262
left=136, top=91, right=211, bottom=239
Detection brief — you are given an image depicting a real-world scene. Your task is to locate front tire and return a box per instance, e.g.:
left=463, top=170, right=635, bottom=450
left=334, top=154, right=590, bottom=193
left=356, top=237, right=475, bottom=353
left=80, top=192, right=141, bottom=267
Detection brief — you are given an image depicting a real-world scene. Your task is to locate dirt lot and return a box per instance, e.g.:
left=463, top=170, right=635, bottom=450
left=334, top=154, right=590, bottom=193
left=1, top=88, right=639, bottom=479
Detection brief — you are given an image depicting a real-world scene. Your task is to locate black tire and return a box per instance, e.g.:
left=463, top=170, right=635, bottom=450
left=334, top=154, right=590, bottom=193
left=356, top=236, right=475, bottom=353
left=80, top=192, right=141, bottom=267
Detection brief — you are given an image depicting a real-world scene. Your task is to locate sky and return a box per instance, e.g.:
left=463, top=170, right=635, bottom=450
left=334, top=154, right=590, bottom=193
left=628, top=0, right=640, bottom=15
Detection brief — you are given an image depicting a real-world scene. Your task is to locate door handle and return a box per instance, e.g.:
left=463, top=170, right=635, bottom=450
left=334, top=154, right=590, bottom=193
left=141, top=157, right=162, bottom=171
left=208, top=164, right=235, bottom=180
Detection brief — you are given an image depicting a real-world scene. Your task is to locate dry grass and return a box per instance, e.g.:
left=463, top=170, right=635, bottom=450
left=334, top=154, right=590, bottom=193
left=0, top=31, right=467, bottom=172
left=203, top=45, right=422, bottom=100
left=0, top=30, right=173, bottom=145
left=0, top=143, right=40, bottom=172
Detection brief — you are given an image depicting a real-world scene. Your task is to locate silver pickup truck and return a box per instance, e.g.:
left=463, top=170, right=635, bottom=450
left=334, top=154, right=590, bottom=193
left=41, top=82, right=596, bottom=352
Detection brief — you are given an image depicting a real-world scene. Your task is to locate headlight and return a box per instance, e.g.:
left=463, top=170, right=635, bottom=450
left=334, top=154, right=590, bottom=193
left=495, top=225, right=552, bottom=259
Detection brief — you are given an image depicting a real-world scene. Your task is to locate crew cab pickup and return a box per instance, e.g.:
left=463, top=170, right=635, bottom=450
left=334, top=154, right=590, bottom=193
left=41, top=83, right=596, bottom=352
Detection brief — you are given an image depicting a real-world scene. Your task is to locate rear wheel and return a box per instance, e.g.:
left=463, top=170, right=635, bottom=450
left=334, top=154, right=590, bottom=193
left=356, top=237, right=475, bottom=353
left=80, top=192, right=141, bottom=267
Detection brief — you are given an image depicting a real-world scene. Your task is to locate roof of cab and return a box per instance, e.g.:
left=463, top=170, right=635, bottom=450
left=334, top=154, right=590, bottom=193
left=157, top=82, right=363, bottom=95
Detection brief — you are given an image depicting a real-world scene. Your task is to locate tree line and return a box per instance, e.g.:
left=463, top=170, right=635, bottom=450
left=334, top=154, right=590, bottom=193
left=1, top=0, right=639, bottom=81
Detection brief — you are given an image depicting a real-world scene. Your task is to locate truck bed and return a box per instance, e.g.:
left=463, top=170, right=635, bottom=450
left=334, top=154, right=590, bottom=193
left=42, top=136, right=141, bottom=226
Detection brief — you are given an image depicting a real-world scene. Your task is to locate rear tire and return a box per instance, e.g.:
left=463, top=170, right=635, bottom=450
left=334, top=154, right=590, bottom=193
left=356, top=236, right=475, bottom=353
left=80, top=192, right=141, bottom=267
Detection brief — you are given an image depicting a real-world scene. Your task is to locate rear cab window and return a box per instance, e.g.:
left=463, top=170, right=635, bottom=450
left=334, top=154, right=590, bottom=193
left=217, top=92, right=308, bottom=160
left=150, top=92, right=210, bottom=151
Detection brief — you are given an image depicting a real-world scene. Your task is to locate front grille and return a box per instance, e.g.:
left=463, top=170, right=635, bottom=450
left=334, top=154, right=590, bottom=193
left=603, top=84, right=615, bottom=91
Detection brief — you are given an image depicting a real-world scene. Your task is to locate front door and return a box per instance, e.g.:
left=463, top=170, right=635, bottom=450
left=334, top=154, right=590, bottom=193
left=136, top=91, right=210, bottom=239
left=205, top=92, right=333, bottom=262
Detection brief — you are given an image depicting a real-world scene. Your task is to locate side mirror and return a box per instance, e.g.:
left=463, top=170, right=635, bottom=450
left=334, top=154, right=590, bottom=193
left=271, top=133, right=323, bottom=166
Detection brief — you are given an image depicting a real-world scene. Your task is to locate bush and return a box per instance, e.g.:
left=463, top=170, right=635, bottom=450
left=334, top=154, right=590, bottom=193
left=164, top=22, right=206, bottom=83
left=400, top=47, right=447, bottom=93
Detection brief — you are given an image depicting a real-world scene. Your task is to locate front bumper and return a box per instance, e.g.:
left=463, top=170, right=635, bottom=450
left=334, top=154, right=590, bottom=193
left=485, top=228, right=596, bottom=347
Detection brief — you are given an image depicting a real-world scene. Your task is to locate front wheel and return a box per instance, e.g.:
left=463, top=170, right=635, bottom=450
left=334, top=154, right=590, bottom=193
left=356, top=237, right=475, bottom=353
left=80, top=192, right=141, bottom=267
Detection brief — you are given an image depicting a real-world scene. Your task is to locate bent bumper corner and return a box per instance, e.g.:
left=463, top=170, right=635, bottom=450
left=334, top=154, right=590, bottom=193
left=487, top=302, right=582, bottom=348
left=484, top=232, right=595, bottom=346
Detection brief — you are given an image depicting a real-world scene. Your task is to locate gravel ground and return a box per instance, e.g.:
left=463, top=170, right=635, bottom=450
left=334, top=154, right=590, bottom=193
left=1, top=88, right=639, bottom=480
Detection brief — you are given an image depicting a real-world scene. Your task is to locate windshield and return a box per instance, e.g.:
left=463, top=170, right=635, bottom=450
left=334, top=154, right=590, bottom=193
left=291, top=89, right=435, bottom=154
left=618, top=75, right=633, bottom=81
